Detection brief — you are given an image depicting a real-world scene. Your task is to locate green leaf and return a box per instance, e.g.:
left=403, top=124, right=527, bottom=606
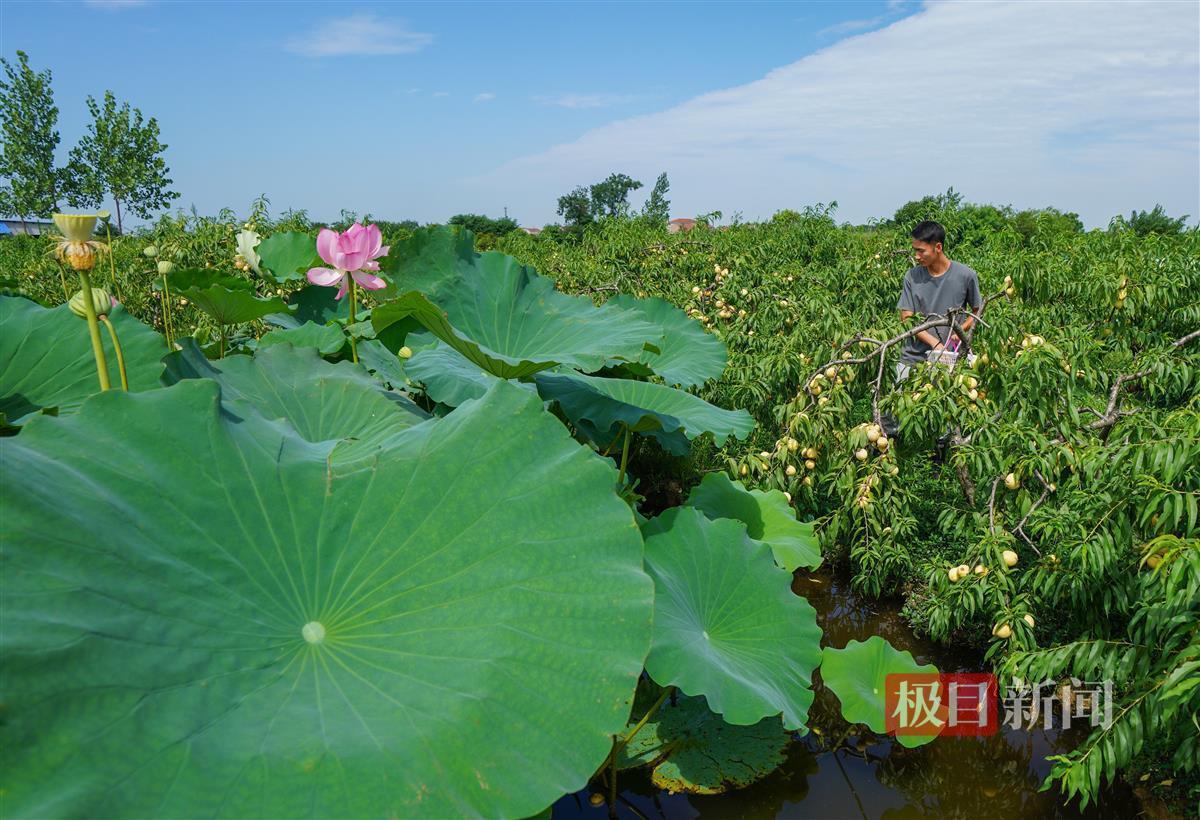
left=406, top=340, right=536, bottom=407
left=258, top=322, right=346, bottom=356
left=534, top=371, right=755, bottom=447
left=355, top=339, right=408, bottom=389
left=0, top=378, right=654, bottom=818
left=161, top=340, right=427, bottom=467
left=820, top=636, right=941, bottom=748
left=639, top=507, right=822, bottom=730
left=172, top=269, right=291, bottom=327
left=685, top=472, right=821, bottom=571
left=257, top=231, right=321, bottom=284
left=374, top=226, right=662, bottom=375
left=0, top=296, right=165, bottom=423
left=618, top=696, right=789, bottom=794
left=266, top=284, right=351, bottom=330
left=607, top=295, right=727, bottom=388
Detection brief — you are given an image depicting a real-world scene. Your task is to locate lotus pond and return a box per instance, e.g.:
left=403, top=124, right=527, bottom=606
left=0, top=214, right=1190, bottom=818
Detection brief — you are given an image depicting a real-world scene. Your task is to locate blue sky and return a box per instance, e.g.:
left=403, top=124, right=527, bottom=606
left=3, top=1, right=1197, bottom=228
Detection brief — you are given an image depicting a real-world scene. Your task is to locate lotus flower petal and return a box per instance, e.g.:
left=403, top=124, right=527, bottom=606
left=316, top=229, right=339, bottom=268
left=351, top=270, right=386, bottom=291
left=306, top=267, right=344, bottom=288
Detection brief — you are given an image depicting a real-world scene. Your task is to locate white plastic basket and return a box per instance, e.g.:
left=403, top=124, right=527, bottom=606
left=926, top=349, right=977, bottom=368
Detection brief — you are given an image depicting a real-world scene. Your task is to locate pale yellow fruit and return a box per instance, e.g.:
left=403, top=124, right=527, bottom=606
left=760, top=450, right=773, bottom=459
left=842, top=352, right=853, bottom=360
left=589, top=794, right=605, bottom=808
left=856, top=496, right=870, bottom=509
left=948, top=567, right=961, bottom=583
left=967, top=376, right=978, bottom=389
left=740, top=288, right=749, bottom=296
left=1117, top=289, right=1127, bottom=300
left=974, top=564, right=989, bottom=576
left=993, top=623, right=1012, bottom=639
left=692, top=285, right=701, bottom=293
left=867, top=428, right=881, bottom=443
left=855, top=448, right=869, bottom=461
left=1004, top=473, right=1019, bottom=490
left=784, top=491, right=792, bottom=502
left=810, top=383, right=822, bottom=395
left=1005, top=286, right=1016, bottom=297
left=1002, top=549, right=1019, bottom=568
left=957, top=564, right=970, bottom=577
left=889, top=465, right=899, bottom=476
left=1146, top=554, right=1162, bottom=569
left=1047, top=553, right=1059, bottom=563
left=785, top=464, right=797, bottom=476
left=739, top=464, right=748, bottom=476
left=1023, top=614, right=1035, bottom=628
left=802, top=476, right=813, bottom=486
left=968, top=389, right=979, bottom=401
left=805, top=459, right=816, bottom=470
left=787, top=438, right=799, bottom=452
left=818, top=396, right=829, bottom=406
left=825, top=367, right=837, bottom=379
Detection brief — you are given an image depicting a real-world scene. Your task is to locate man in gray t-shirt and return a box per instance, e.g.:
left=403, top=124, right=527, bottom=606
left=895, top=220, right=982, bottom=377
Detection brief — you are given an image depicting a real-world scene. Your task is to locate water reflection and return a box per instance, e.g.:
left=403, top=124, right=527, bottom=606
left=553, top=570, right=1139, bottom=819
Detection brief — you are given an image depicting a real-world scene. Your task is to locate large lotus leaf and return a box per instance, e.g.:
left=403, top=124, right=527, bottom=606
left=639, top=507, right=822, bottom=730
left=258, top=321, right=346, bottom=356
left=685, top=473, right=822, bottom=571
left=374, top=226, right=662, bottom=376
left=170, top=267, right=291, bottom=326
left=257, top=231, right=321, bottom=284
left=571, top=414, right=692, bottom=458
left=406, top=340, right=537, bottom=407
left=0, top=295, right=165, bottom=422
left=266, top=284, right=350, bottom=330
left=607, top=295, right=727, bottom=388
left=534, top=371, right=755, bottom=447
left=162, top=340, right=427, bottom=467
left=618, top=697, right=789, bottom=794
left=820, top=636, right=941, bottom=749
left=0, top=378, right=654, bottom=818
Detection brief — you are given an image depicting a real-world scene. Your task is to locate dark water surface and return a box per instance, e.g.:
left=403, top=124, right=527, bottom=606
left=553, top=571, right=1141, bottom=820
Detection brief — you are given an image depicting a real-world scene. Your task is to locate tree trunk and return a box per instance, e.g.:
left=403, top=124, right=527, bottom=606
left=114, top=199, right=123, bottom=235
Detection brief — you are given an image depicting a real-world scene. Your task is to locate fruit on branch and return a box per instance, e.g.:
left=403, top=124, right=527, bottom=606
left=993, top=623, right=1012, bottom=639
left=855, top=448, right=869, bottom=461
left=1023, top=614, right=1035, bottom=628
left=1002, top=549, right=1019, bottom=568
left=948, top=567, right=961, bottom=582
left=974, top=564, right=989, bottom=576
left=805, top=459, right=816, bottom=470
left=1004, top=473, right=1020, bottom=490
left=785, top=465, right=797, bottom=476
left=957, top=564, right=971, bottom=577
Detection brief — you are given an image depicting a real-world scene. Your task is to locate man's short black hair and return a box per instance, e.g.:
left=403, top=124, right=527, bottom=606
left=911, top=220, right=946, bottom=246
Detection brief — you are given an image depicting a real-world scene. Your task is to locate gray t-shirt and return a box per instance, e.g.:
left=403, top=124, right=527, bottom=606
left=896, top=261, right=982, bottom=364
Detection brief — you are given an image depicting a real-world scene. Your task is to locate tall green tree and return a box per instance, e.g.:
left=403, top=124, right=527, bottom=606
left=588, top=173, right=642, bottom=219
left=556, top=186, right=594, bottom=229
left=448, top=213, right=519, bottom=236
left=642, top=172, right=670, bottom=222
left=0, top=51, right=63, bottom=228
left=66, top=91, right=179, bottom=232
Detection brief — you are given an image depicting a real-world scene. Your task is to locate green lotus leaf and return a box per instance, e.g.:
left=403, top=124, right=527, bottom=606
left=618, top=697, right=790, bottom=794
left=266, top=284, right=350, bottom=330
left=257, top=231, right=321, bottom=284
left=373, top=226, right=662, bottom=376
left=172, top=269, right=291, bottom=327
left=570, top=414, right=691, bottom=458
left=406, top=340, right=537, bottom=407
left=685, top=473, right=822, bottom=571
left=258, top=322, right=346, bottom=356
left=162, top=340, right=427, bottom=467
left=639, top=507, right=822, bottom=730
left=0, top=295, right=165, bottom=423
left=0, top=378, right=654, bottom=818
left=534, top=371, right=755, bottom=447
left=820, top=636, right=942, bottom=748
left=607, top=295, right=727, bottom=388
left=356, top=339, right=408, bottom=389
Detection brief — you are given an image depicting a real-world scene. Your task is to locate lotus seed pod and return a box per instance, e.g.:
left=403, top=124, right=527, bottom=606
left=143, top=245, right=159, bottom=258
left=157, top=260, right=175, bottom=275
left=1002, top=549, right=1019, bottom=567
left=69, top=286, right=114, bottom=320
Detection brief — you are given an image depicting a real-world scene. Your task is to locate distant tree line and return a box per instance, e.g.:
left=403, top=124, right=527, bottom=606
left=0, top=51, right=178, bottom=233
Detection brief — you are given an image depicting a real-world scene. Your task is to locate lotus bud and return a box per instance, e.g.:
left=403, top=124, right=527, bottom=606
left=143, top=245, right=159, bottom=258
left=398, top=346, right=413, bottom=359
left=157, top=260, right=175, bottom=275
left=69, top=286, right=114, bottom=320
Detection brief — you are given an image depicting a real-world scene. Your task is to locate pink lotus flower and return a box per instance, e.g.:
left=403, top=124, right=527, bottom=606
left=307, top=222, right=389, bottom=299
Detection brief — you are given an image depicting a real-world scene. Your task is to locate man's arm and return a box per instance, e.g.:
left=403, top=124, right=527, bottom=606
left=900, top=309, right=946, bottom=349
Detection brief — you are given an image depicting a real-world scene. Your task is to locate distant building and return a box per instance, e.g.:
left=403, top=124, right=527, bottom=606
left=521, top=226, right=542, bottom=235
left=667, top=218, right=696, bottom=234
left=0, top=218, right=54, bottom=237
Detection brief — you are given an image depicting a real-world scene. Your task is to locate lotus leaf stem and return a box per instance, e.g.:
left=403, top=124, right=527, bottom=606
left=103, top=222, right=122, bottom=302
left=159, top=275, right=174, bottom=348
left=348, top=277, right=359, bottom=364
left=218, top=325, right=227, bottom=359
left=617, top=424, right=631, bottom=486
left=604, top=684, right=674, bottom=816
left=77, top=271, right=111, bottom=391
left=100, top=316, right=129, bottom=390
left=57, top=267, right=70, bottom=302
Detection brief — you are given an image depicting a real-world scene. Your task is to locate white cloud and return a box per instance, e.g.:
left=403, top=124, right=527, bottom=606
left=286, top=13, right=433, bottom=57
left=534, top=93, right=641, bottom=110
left=83, top=0, right=148, bottom=8
left=474, top=92, right=496, bottom=103
left=817, top=15, right=886, bottom=36
left=477, top=1, right=1199, bottom=227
